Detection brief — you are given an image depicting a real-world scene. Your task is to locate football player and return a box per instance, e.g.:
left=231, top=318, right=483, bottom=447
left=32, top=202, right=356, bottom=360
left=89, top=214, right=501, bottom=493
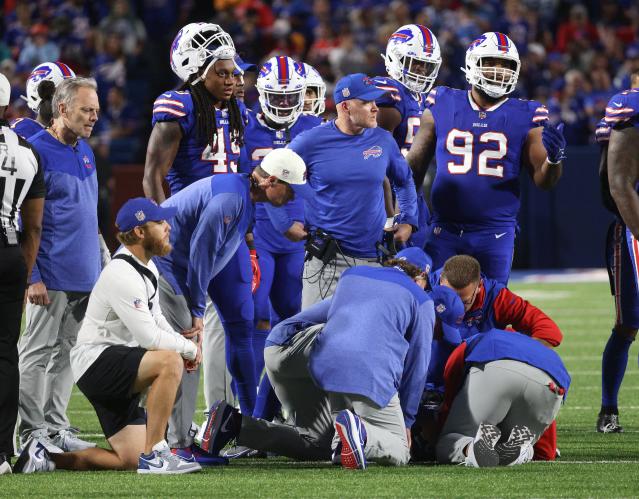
left=407, top=32, right=566, bottom=284
left=246, top=57, right=323, bottom=423
left=596, top=68, right=639, bottom=433
left=374, top=24, right=442, bottom=248
left=141, top=23, right=257, bottom=462
left=11, top=62, right=76, bottom=139
left=301, top=63, right=326, bottom=117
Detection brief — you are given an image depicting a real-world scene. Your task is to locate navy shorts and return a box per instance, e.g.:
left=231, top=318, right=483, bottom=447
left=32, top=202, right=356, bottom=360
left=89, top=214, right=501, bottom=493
left=77, top=345, right=147, bottom=439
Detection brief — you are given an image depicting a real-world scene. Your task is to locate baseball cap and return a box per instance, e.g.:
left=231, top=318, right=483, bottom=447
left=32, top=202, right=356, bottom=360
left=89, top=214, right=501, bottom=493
left=116, top=197, right=178, bottom=232
left=234, top=55, right=257, bottom=75
left=260, top=148, right=307, bottom=185
left=0, top=72, right=10, bottom=106
left=334, top=73, right=387, bottom=104
left=430, top=285, right=464, bottom=345
left=395, top=247, right=432, bottom=274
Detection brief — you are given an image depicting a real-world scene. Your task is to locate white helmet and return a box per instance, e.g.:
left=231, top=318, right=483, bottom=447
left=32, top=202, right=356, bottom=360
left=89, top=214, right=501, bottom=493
left=302, top=63, right=326, bottom=116
left=23, top=62, right=75, bottom=112
left=462, top=32, right=520, bottom=98
left=256, top=56, right=306, bottom=125
left=384, top=24, right=441, bottom=94
left=169, top=22, right=236, bottom=82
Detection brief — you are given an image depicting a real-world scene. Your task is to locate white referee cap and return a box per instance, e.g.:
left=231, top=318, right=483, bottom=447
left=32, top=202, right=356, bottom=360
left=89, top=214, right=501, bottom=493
left=0, top=72, right=10, bottom=106
left=260, top=148, right=307, bottom=185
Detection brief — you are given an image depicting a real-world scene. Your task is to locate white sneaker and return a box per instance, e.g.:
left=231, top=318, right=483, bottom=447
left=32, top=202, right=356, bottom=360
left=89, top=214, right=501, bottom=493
left=138, top=440, right=202, bottom=475
left=464, top=423, right=501, bottom=468
left=21, top=430, right=63, bottom=454
left=495, top=425, right=535, bottom=466
left=0, top=454, right=11, bottom=475
left=13, top=438, right=56, bottom=474
left=51, top=429, right=96, bottom=452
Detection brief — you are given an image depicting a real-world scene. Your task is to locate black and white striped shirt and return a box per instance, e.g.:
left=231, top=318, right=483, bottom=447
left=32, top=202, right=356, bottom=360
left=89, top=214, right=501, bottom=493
left=0, top=120, right=45, bottom=232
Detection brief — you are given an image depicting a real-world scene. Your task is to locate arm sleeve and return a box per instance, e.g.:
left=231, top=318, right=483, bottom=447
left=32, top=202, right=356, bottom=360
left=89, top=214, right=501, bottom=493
left=151, top=91, right=194, bottom=136
left=493, top=288, right=563, bottom=346
left=385, top=140, right=418, bottom=227
left=268, top=298, right=331, bottom=343
left=398, top=300, right=434, bottom=428
left=264, top=204, right=295, bottom=234
left=186, top=193, right=242, bottom=318
left=105, top=265, right=197, bottom=359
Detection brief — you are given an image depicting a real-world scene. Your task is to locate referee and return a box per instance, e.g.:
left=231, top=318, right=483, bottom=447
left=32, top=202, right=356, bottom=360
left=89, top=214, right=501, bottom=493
left=0, top=72, right=45, bottom=474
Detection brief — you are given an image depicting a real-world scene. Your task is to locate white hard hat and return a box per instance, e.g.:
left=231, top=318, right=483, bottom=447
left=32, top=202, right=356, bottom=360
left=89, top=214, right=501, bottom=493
left=260, top=148, right=307, bottom=185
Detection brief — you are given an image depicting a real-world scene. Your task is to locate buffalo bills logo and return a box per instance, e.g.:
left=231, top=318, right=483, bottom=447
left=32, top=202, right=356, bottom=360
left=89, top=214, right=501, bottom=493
left=363, top=145, right=383, bottom=159
left=468, top=35, right=487, bottom=51
left=259, top=62, right=272, bottom=78
left=83, top=155, right=93, bottom=169
left=293, top=61, right=305, bottom=76
left=362, top=76, right=375, bottom=86
left=171, top=30, right=183, bottom=54
left=390, top=29, right=413, bottom=43
left=29, top=67, right=52, bottom=83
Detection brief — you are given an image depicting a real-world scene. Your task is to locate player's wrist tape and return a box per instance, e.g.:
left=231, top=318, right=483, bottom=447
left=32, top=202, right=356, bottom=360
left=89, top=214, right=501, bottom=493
left=546, top=155, right=563, bottom=166
left=384, top=217, right=395, bottom=230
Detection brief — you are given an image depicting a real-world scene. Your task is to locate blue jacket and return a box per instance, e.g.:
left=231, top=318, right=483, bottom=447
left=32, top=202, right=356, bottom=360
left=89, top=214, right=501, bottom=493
left=29, top=130, right=100, bottom=292
left=155, top=174, right=254, bottom=318
left=269, top=265, right=435, bottom=427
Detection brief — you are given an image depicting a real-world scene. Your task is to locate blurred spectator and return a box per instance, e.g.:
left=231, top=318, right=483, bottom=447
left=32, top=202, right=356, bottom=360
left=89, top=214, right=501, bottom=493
left=556, top=4, right=599, bottom=53
left=17, top=25, right=60, bottom=71
left=102, top=85, right=141, bottom=164
left=98, top=0, right=146, bottom=56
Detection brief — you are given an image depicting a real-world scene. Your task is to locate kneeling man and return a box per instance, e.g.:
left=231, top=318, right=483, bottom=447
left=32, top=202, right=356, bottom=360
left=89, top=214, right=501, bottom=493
left=15, top=198, right=202, bottom=474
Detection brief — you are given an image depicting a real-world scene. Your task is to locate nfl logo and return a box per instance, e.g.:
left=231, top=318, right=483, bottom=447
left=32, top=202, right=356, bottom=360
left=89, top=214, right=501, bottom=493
left=479, top=112, right=487, bottom=119
left=135, top=210, right=146, bottom=222
left=434, top=226, right=442, bottom=235
left=276, top=130, right=284, bottom=139
left=436, top=303, right=446, bottom=314
left=133, top=299, right=143, bottom=309
left=342, top=88, right=350, bottom=98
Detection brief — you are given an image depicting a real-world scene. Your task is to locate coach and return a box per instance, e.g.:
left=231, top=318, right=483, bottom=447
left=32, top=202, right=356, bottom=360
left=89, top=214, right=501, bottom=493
left=17, top=77, right=103, bottom=453
left=0, top=73, right=45, bottom=474
left=286, top=73, right=418, bottom=308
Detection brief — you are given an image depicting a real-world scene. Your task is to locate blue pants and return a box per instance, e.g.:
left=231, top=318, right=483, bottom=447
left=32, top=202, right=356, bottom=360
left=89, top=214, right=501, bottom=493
left=424, top=224, right=516, bottom=285
left=208, top=241, right=256, bottom=415
left=606, top=220, right=639, bottom=328
left=408, top=192, right=430, bottom=249
left=254, top=247, right=305, bottom=324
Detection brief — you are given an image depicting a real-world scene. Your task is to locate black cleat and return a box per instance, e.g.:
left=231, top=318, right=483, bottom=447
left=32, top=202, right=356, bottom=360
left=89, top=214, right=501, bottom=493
left=597, top=412, right=624, bottom=433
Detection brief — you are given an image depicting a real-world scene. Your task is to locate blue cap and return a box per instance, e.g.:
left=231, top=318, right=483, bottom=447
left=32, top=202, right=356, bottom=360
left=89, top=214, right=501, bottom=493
left=116, top=197, right=178, bottom=232
left=334, top=73, right=387, bottom=104
left=430, top=285, right=465, bottom=345
left=234, top=55, right=257, bottom=75
left=395, top=247, right=432, bottom=274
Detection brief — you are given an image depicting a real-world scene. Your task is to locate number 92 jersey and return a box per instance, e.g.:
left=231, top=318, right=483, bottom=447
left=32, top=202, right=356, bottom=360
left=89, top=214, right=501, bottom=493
left=427, top=86, right=548, bottom=227
left=152, top=89, right=249, bottom=196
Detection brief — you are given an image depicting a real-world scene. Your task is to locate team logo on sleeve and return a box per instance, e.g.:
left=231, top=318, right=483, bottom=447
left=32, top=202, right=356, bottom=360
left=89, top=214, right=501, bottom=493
left=82, top=155, right=93, bottom=169
left=363, top=145, right=383, bottom=159
left=133, top=298, right=144, bottom=309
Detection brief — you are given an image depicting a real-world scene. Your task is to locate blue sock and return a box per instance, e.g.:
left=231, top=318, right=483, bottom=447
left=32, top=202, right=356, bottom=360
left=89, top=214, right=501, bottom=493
left=601, top=329, right=634, bottom=409
left=252, top=328, right=270, bottom=383
left=253, top=375, right=281, bottom=420
left=224, top=320, right=256, bottom=415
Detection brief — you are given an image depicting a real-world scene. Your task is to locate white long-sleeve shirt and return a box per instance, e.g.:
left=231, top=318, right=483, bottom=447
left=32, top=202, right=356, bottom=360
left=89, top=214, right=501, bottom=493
left=70, top=247, right=197, bottom=382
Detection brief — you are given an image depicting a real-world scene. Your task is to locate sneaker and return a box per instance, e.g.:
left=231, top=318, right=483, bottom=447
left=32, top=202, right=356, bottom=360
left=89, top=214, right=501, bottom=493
left=597, top=412, right=624, bottom=433
left=464, top=423, right=500, bottom=468
left=138, top=440, right=201, bottom=475
left=13, top=438, right=56, bottom=474
left=200, top=400, right=241, bottom=455
left=51, top=428, right=96, bottom=452
left=20, top=430, right=63, bottom=455
left=171, top=444, right=228, bottom=466
left=334, top=410, right=367, bottom=470
left=222, top=445, right=266, bottom=459
left=495, top=425, right=535, bottom=466
left=0, top=454, right=11, bottom=475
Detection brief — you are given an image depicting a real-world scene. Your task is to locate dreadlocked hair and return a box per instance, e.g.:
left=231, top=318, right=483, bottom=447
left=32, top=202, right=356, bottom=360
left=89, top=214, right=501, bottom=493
left=181, top=79, right=245, bottom=149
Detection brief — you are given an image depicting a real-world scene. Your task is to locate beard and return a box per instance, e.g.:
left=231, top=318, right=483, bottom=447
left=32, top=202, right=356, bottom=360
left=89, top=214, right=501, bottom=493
left=143, top=234, right=172, bottom=257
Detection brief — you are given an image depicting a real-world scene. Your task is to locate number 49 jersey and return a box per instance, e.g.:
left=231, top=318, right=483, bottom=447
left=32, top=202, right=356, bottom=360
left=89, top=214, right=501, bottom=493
left=428, top=86, right=548, bottom=227
left=152, top=89, right=249, bottom=196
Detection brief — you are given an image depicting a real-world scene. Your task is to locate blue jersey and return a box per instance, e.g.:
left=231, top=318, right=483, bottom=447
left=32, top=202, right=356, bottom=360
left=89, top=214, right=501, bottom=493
left=288, top=121, right=418, bottom=258
left=155, top=174, right=254, bottom=318
left=28, top=130, right=100, bottom=292
left=151, top=89, right=249, bottom=195
left=245, top=112, right=322, bottom=253
left=269, top=265, right=434, bottom=427
left=10, top=117, right=45, bottom=140
left=373, top=77, right=426, bottom=155
left=427, top=86, right=548, bottom=227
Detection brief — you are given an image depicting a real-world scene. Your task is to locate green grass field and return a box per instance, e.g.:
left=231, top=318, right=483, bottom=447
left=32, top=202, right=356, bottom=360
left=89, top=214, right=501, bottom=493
left=5, top=281, right=639, bottom=497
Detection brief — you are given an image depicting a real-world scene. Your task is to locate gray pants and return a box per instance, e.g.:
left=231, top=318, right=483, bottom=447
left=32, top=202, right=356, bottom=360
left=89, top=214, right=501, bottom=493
left=302, top=254, right=380, bottom=309
left=18, top=290, right=89, bottom=441
left=202, top=298, right=234, bottom=410
left=158, top=276, right=200, bottom=449
left=238, top=325, right=410, bottom=466
left=436, top=359, right=564, bottom=464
